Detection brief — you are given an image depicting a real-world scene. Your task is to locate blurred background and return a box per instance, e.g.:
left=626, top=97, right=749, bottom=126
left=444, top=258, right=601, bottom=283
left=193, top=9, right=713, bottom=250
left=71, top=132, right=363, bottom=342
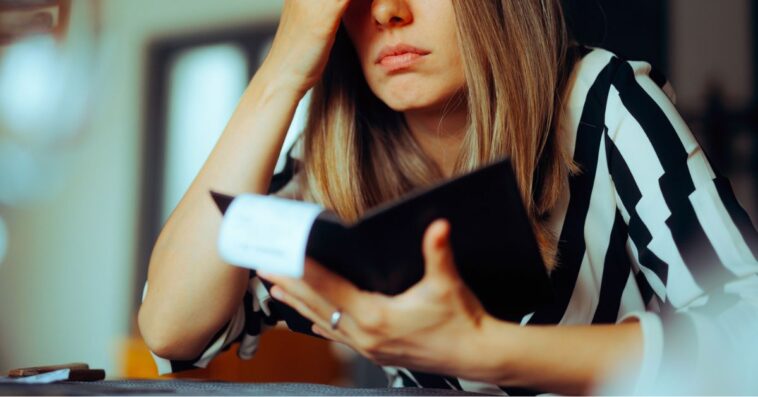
left=0, top=0, right=755, bottom=386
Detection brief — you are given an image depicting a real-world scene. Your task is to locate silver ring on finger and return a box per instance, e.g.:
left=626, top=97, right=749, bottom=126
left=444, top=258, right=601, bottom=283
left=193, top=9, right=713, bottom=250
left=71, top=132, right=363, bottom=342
left=330, top=309, right=343, bottom=331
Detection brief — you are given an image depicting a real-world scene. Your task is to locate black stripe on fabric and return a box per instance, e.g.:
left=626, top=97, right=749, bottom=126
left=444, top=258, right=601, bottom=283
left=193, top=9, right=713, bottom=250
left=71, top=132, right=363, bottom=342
left=592, top=211, right=633, bottom=324
left=407, top=371, right=455, bottom=390
left=712, top=176, right=758, bottom=259
left=526, top=57, right=622, bottom=326
left=604, top=133, right=669, bottom=286
left=397, top=370, right=420, bottom=388
left=500, top=385, right=540, bottom=396
left=262, top=311, right=279, bottom=327
left=648, top=66, right=668, bottom=89
left=242, top=291, right=262, bottom=336
left=611, top=62, right=735, bottom=292
left=268, top=139, right=300, bottom=194
left=635, top=269, right=656, bottom=306
left=169, top=359, right=200, bottom=373
left=577, top=45, right=593, bottom=58
left=444, top=376, right=463, bottom=390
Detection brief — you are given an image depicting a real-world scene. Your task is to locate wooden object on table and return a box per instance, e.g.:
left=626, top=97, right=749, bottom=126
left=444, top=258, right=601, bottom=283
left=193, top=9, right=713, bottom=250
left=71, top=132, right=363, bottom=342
left=8, top=362, right=89, bottom=377
left=8, top=363, right=105, bottom=381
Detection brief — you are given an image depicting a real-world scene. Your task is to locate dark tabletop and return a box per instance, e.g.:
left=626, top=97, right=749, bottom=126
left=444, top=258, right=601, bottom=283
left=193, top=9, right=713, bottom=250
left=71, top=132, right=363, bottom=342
left=0, top=379, right=489, bottom=395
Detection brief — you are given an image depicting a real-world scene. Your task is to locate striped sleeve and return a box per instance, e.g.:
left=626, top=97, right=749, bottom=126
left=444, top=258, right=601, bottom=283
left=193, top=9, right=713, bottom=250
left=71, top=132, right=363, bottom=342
left=604, top=59, right=758, bottom=392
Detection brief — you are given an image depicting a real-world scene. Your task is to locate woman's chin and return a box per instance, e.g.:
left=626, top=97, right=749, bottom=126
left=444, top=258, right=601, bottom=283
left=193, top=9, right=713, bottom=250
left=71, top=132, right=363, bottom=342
left=373, top=80, right=465, bottom=114
left=367, top=69, right=466, bottom=112
left=380, top=92, right=450, bottom=113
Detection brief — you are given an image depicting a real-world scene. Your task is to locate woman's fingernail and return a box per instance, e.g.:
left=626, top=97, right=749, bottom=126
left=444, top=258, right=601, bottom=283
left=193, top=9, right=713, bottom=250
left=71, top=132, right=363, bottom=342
left=270, top=287, right=284, bottom=300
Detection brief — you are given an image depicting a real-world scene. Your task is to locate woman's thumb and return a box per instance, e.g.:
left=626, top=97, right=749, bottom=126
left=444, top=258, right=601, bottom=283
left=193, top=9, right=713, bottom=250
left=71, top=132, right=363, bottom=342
left=421, top=219, right=458, bottom=280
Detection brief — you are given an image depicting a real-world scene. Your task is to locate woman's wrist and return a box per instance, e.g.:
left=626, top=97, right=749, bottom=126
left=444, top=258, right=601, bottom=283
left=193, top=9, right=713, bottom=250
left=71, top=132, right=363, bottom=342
left=251, top=57, right=311, bottom=101
left=249, top=60, right=310, bottom=107
left=457, top=315, right=644, bottom=393
left=454, top=314, right=522, bottom=385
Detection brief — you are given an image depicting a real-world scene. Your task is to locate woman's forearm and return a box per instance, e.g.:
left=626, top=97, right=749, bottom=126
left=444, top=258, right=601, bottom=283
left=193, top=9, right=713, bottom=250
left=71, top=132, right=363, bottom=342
left=464, top=317, right=643, bottom=395
left=138, top=65, right=305, bottom=360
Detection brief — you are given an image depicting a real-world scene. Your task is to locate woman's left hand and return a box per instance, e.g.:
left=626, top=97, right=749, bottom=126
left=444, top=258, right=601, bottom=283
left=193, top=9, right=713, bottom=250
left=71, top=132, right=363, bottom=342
left=258, top=219, right=488, bottom=376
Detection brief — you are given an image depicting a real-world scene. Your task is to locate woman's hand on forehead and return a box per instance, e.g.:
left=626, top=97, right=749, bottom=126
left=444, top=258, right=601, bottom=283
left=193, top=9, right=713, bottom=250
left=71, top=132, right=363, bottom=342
left=262, top=0, right=354, bottom=95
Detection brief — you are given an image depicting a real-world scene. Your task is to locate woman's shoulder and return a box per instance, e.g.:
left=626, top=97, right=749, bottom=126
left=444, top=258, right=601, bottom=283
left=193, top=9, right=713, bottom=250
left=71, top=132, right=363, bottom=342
left=563, top=46, right=676, bottom=126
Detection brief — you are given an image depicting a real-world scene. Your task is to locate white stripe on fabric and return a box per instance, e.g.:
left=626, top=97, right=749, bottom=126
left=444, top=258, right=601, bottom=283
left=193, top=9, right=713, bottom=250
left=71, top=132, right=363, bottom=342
left=237, top=332, right=260, bottom=360
left=251, top=276, right=274, bottom=317
left=381, top=366, right=402, bottom=387
left=616, top=267, right=647, bottom=323
left=150, top=351, right=174, bottom=376
left=560, top=253, right=598, bottom=324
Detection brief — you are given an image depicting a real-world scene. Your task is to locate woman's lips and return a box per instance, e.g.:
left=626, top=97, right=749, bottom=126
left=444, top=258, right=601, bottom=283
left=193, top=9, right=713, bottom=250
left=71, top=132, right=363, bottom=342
left=379, top=52, right=424, bottom=71
left=375, top=44, right=431, bottom=72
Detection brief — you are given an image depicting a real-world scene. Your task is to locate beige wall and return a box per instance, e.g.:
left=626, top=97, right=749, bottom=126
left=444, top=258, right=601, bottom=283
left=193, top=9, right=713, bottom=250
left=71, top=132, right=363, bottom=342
left=669, top=0, right=753, bottom=110
left=0, top=0, right=282, bottom=377
left=669, top=0, right=756, bottom=221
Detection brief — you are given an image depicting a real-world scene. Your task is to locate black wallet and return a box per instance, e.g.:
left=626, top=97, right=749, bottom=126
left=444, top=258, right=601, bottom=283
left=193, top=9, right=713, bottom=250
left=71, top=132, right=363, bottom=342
left=211, top=157, right=553, bottom=331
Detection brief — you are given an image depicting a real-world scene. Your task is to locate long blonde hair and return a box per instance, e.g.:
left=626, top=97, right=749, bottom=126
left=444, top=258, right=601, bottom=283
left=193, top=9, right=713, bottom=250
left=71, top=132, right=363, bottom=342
left=301, top=0, right=578, bottom=270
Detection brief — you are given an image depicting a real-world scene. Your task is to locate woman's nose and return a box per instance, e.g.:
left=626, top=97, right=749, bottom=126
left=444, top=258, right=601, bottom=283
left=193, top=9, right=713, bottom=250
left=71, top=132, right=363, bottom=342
left=371, top=0, right=413, bottom=28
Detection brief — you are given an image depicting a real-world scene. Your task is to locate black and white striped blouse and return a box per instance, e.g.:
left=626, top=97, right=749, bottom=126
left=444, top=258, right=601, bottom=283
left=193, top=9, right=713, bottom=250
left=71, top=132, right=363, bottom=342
left=145, top=47, right=758, bottom=395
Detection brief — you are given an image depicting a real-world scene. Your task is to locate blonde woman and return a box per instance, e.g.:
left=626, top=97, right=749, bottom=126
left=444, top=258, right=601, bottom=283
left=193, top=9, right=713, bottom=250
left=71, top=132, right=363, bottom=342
left=139, top=0, right=758, bottom=394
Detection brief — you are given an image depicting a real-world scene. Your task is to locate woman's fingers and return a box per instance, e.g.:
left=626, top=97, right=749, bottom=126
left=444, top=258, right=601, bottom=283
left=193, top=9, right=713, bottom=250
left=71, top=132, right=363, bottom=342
left=269, top=0, right=354, bottom=93
left=301, top=258, right=365, bottom=308
left=258, top=271, right=334, bottom=323
left=268, top=284, right=335, bottom=333
left=266, top=277, right=364, bottom=343
left=257, top=260, right=361, bottom=331
left=259, top=259, right=387, bottom=343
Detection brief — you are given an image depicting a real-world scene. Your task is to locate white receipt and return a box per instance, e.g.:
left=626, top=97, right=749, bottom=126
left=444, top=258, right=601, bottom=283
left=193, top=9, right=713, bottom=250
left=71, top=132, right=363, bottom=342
left=217, top=194, right=324, bottom=278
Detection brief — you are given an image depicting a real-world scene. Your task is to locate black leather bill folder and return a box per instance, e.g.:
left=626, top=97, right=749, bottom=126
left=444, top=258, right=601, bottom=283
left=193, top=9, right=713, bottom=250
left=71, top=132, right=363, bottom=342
left=211, top=157, right=553, bottom=325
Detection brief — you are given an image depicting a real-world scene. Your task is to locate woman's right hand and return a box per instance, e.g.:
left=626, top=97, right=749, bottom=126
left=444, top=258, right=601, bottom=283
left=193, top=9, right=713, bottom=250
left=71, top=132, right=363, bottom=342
left=262, top=0, right=353, bottom=95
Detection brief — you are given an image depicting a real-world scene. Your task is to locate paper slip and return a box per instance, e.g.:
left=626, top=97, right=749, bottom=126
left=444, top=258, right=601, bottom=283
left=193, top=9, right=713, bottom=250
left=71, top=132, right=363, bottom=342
left=218, top=194, right=324, bottom=278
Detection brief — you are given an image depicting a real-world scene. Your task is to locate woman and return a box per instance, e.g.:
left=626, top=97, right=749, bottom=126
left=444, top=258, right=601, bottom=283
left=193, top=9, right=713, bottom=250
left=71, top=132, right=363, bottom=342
left=138, top=0, right=758, bottom=394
